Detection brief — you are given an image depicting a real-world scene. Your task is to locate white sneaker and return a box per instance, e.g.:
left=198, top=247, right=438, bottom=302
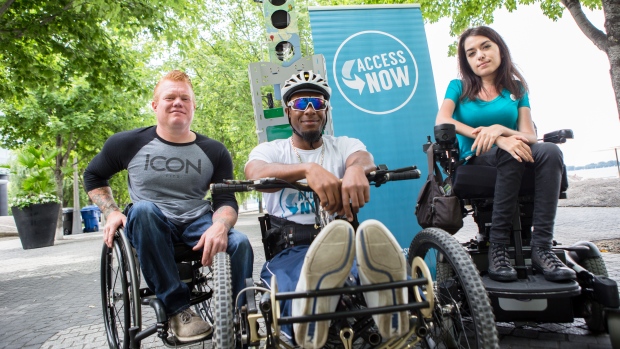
left=356, top=219, right=409, bottom=339
left=293, top=220, right=355, bottom=349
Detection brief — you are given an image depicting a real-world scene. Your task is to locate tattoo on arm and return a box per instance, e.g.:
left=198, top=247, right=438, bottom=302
left=212, top=206, right=238, bottom=231
left=88, top=187, right=121, bottom=219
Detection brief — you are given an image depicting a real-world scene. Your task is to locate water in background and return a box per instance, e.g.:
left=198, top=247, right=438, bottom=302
left=568, top=166, right=620, bottom=179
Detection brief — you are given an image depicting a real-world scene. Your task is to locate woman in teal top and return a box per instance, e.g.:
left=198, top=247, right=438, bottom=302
left=436, top=26, right=575, bottom=283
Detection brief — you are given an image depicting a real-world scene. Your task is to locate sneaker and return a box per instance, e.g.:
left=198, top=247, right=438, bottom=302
left=531, top=246, right=576, bottom=281
left=355, top=219, right=409, bottom=339
left=488, top=242, right=517, bottom=281
left=293, top=220, right=355, bottom=349
left=169, top=308, right=212, bottom=342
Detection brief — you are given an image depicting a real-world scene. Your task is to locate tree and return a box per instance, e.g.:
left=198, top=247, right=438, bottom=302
left=155, top=0, right=268, bottom=180
left=0, top=74, right=150, bottom=216
left=0, top=0, right=203, bottom=101
left=316, top=0, right=618, bottom=122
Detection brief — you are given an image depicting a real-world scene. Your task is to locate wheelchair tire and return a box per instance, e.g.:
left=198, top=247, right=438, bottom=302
left=213, top=252, right=234, bottom=349
left=409, top=228, right=499, bottom=349
left=101, top=237, right=138, bottom=349
left=581, top=256, right=609, bottom=333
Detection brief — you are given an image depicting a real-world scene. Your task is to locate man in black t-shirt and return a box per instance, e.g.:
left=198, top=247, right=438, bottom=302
left=84, top=70, right=253, bottom=342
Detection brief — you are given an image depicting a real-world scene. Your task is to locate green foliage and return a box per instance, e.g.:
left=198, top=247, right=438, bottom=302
left=9, top=145, right=60, bottom=208
left=153, top=0, right=266, bottom=181
left=312, top=0, right=602, bottom=55
left=0, top=0, right=204, bottom=101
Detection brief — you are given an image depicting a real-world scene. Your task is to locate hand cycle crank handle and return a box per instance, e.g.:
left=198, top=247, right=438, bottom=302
left=386, top=169, right=421, bottom=181
left=210, top=183, right=252, bottom=195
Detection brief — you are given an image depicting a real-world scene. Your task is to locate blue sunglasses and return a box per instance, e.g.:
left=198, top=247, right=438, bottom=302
left=287, top=97, right=329, bottom=111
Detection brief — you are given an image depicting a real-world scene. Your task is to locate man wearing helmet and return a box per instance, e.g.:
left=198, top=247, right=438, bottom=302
left=245, top=71, right=409, bottom=348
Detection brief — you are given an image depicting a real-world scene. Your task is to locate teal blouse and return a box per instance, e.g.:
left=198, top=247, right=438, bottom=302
left=444, top=79, right=530, bottom=160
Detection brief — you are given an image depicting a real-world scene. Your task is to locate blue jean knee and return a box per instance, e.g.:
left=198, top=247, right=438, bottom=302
left=125, top=201, right=190, bottom=315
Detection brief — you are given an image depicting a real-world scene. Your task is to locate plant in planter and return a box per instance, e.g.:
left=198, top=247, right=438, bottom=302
left=9, top=145, right=60, bottom=250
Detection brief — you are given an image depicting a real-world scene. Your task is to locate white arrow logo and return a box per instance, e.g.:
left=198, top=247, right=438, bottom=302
left=341, top=60, right=365, bottom=95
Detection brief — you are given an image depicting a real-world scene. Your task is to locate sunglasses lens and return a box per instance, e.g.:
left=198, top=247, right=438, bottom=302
left=290, top=98, right=326, bottom=111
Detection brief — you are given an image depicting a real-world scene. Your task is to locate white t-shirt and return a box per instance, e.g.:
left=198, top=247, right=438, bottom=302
left=245, top=135, right=367, bottom=224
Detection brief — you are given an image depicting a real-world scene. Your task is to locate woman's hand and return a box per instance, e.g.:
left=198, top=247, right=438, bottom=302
left=496, top=135, right=534, bottom=163
left=471, top=124, right=507, bottom=155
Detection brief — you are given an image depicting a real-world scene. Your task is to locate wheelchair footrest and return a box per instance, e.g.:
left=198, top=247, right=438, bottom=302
left=483, top=274, right=581, bottom=298
left=484, top=274, right=581, bottom=323
left=161, top=334, right=213, bottom=348
left=275, top=279, right=427, bottom=301
left=278, top=302, right=430, bottom=325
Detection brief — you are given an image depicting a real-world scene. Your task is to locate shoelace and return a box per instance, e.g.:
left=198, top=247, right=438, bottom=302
left=178, top=309, right=194, bottom=324
left=491, top=245, right=511, bottom=267
left=536, top=248, right=565, bottom=269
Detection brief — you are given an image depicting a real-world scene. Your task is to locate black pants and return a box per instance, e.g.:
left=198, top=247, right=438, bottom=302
left=468, top=143, right=563, bottom=248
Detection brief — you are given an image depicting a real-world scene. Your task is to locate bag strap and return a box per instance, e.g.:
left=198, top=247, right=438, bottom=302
left=426, top=143, right=443, bottom=184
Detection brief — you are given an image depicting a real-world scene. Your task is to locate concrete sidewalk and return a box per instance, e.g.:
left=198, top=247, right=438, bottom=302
left=0, top=207, right=618, bottom=348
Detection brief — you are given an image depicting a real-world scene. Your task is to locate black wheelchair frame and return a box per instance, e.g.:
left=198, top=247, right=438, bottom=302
left=101, top=226, right=235, bottom=349
left=209, top=166, right=496, bottom=348
left=410, top=124, right=620, bottom=346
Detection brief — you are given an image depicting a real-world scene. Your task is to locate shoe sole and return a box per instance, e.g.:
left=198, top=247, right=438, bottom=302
left=532, top=263, right=577, bottom=281
left=356, top=219, right=409, bottom=339
left=293, top=220, right=355, bottom=348
left=487, top=272, right=518, bottom=282
left=172, top=324, right=213, bottom=342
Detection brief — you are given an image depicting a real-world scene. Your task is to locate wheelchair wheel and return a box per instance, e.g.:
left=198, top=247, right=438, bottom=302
left=409, top=228, right=499, bottom=349
left=193, top=265, right=215, bottom=325
left=101, top=236, right=139, bottom=349
left=581, top=256, right=609, bottom=332
left=213, top=252, right=234, bottom=349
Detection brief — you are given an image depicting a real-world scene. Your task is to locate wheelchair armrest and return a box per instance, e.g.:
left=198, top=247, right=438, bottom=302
left=543, top=129, right=574, bottom=144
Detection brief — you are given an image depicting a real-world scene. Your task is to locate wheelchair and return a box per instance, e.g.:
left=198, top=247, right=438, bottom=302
left=408, top=124, right=620, bottom=348
left=209, top=166, right=500, bottom=348
left=101, top=227, right=234, bottom=349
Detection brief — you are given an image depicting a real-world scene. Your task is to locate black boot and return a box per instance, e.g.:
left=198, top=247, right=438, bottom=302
left=488, top=243, right=517, bottom=281
left=531, top=246, right=576, bottom=281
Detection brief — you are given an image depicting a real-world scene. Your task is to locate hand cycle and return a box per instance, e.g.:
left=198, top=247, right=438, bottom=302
left=211, top=164, right=422, bottom=230
left=209, top=165, right=440, bottom=349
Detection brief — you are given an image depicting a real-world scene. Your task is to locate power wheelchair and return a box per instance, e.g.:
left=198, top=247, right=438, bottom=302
left=208, top=166, right=494, bottom=348
left=407, top=124, right=620, bottom=348
left=101, top=226, right=235, bottom=349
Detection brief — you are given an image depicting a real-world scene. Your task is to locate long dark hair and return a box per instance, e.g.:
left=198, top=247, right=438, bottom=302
left=457, top=26, right=528, bottom=102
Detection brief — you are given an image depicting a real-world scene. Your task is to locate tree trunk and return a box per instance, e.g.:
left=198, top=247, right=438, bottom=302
left=563, top=0, right=620, bottom=121
left=54, top=134, right=65, bottom=240
left=602, top=0, right=620, bottom=122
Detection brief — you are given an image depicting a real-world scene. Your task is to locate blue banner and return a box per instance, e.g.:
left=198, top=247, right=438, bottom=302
left=309, top=5, right=437, bottom=251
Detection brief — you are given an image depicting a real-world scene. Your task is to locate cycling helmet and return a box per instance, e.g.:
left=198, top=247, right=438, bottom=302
left=281, top=70, right=331, bottom=103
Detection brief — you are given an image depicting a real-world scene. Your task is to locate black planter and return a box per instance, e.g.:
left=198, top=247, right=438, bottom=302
left=11, top=202, right=60, bottom=250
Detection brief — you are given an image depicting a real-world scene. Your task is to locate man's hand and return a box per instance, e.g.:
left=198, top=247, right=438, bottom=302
left=193, top=221, right=229, bottom=266
left=340, top=165, right=370, bottom=221
left=103, top=210, right=126, bottom=248
left=471, top=124, right=507, bottom=156
left=88, top=187, right=124, bottom=248
left=496, top=135, right=534, bottom=163
left=305, top=163, right=343, bottom=214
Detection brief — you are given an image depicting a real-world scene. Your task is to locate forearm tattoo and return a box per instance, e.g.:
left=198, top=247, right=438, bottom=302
left=88, top=187, right=121, bottom=219
left=212, top=206, right=237, bottom=231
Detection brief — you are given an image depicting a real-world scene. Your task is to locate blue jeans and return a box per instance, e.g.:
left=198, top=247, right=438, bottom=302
left=468, top=142, right=563, bottom=248
left=125, top=201, right=253, bottom=315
